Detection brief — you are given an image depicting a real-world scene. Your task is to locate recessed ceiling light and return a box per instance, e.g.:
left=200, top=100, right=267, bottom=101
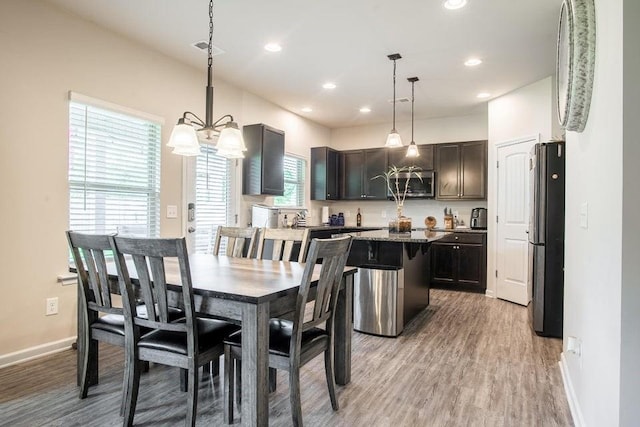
left=322, top=82, right=337, bottom=90
left=443, top=0, right=468, bottom=10
left=301, top=107, right=313, bottom=113
left=264, top=43, right=282, bottom=52
left=464, top=58, right=482, bottom=67
left=359, top=107, right=371, bottom=113
left=477, top=92, right=491, bottom=99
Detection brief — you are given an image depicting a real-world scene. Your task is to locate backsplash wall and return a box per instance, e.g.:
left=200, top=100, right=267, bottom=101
left=308, top=199, right=487, bottom=228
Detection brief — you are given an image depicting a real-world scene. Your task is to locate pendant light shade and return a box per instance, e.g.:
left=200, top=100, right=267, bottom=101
left=385, top=131, right=403, bottom=148
left=167, top=117, right=200, bottom=156
left=216, top=121, right=246, bottom=153
left=167, top=0, right=245, bottom=158
left=385, top=53, right=403, bottom=148
left=406, top=77, right=420, bottom=158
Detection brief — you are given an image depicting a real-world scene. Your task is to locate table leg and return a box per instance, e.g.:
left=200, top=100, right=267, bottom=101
left=241, top=302, right=269, bottom=427
left=334, top=274, right=353, bottom=385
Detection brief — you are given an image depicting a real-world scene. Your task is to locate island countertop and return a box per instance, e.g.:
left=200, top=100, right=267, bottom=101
left=341, top=229, right=451, bottom=243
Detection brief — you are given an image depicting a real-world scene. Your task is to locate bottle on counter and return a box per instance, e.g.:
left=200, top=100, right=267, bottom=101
left=356, top=208, right=362, bottom=227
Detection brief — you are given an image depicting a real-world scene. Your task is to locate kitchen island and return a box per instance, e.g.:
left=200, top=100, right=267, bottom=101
left=339, top=229, right=450, bottom=336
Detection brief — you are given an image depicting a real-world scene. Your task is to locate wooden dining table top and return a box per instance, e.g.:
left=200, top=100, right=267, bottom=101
left=121, top=254, right=357, bottom=304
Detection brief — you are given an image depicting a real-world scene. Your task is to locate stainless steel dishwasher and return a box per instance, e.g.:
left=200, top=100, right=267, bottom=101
left=353, top=265, right=404, bottom=337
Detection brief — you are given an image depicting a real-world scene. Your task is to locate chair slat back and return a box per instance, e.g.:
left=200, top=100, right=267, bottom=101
left=255, top=228, right=310, bottom=263
left=110, top=237, right=194, bottom=339
left=212, top=226, right=258, bottom=258
left=66, top=231, right=120, bottom=315
left=292, top=236, right=352, bottom=352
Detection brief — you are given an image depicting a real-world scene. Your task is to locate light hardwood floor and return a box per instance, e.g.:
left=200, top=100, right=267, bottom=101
left=0, top=290, right=572, bottom=426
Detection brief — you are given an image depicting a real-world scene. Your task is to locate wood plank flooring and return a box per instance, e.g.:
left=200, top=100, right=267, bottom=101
left=0, top=290, right=572, bottom=426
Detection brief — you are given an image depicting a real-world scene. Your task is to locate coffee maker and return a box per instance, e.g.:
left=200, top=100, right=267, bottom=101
left=470, top=207, right=488, bottom=230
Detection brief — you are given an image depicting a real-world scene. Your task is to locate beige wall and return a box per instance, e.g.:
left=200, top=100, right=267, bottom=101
left=0, top=0, right=330, bottom=361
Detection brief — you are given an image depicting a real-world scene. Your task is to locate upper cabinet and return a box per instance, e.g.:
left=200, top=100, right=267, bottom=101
left=340, top=148, right=387, bottom=200
left=310, top=146, right=340, bottom=200
left=435, top=140, right=487, bottom=200
left=242, top=124, right=285, bottom=196
left=387, top=145, right=434, bottom=170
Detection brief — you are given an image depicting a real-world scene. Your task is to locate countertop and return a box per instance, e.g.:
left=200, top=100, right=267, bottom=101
left=341, top=229, right=452, bottom=243
left=301, top=225, right=486, bottom=234
left=419, top=227, right=487, bottom=234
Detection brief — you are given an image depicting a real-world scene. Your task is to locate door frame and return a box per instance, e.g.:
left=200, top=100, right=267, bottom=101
left=486, top=134, right=539, bottom=298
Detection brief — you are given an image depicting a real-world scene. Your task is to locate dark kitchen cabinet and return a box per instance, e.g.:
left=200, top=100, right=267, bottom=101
left=387, top=144, right=434, bottom=170
left=242, top=124, right=285, bottom=196
left=429, top=232, right=486, bottom=291
left=310, top=146, right=340, bottom=200
left=340, top=148, right=387, bottom=200
left=435, top=140, right=487, bottom=200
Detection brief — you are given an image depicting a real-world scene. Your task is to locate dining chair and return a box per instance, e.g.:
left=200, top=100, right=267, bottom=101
left=223, top=235, right=353, bottom=426
left=255, top=227, right=310, bottom=263
left=212, top=226, right=259, bottom=258
left=67, top=231, right=187, bottom=413
left=66, top=231, right=129, bottom=404
left=110, top=236, right=240, bottom=427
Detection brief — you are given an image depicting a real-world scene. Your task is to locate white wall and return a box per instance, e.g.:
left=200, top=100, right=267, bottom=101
left=323, top=114, right=488, bottom=227
left=0, top=0, right=330, bottom=361
left=562, top=0, right=625, bottom=425
left=486, top=77, right=556, bottom=296
left=620, top=2, right=640, bottom=424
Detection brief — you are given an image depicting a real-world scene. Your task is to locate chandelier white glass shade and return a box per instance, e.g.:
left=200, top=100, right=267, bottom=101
left=385, top=53, right=404, bottom=148
left=406, top=77, right=420, bottom=158
left=167, top=0, right=245, bottom=158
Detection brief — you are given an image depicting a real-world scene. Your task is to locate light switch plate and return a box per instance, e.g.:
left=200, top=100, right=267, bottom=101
left=166, top=205, right=178, bottom=219
left=579, top=202, right=588, bottom=229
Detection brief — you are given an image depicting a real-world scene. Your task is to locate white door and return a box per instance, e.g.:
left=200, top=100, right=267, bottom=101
left=183, top=145, right=237, bottom=253
left=495, top=136, right=538, bottom=305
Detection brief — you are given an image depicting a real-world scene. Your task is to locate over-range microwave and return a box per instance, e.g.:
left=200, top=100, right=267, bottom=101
left=387, top=171, right=435, bottom=199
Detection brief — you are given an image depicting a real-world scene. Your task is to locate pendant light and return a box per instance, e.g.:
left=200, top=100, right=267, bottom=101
left=167, top=0, right=246, bottom=158
left=385, top=53, right=403, bottom=148
left=406, top=77, right=420, bottom=158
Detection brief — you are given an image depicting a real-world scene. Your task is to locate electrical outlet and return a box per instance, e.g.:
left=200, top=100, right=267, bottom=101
left=381, top=210, right=387, bottom=218
left=46, top=297, right=59, bottom=316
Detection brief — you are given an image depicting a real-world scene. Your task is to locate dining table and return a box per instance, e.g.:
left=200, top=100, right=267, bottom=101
left=75, top=254, right=356, bottom=427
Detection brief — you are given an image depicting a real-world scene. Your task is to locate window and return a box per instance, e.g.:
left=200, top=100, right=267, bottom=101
left=274, top=155, right=306, bottom=207
left=194, top=145, right=231, bottom=254
left=68, top=96, right=161, bottom=238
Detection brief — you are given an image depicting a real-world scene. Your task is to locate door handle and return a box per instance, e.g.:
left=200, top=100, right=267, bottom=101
left=188, top=227, right=196, bottom=233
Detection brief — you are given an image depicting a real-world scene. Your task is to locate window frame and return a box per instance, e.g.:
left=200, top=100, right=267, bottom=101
left=67, top=92, right=163, bottom=239
left=274, top=154, right=306, bottom=207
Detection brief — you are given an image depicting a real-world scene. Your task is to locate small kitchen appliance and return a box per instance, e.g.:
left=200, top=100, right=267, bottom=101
left=251, top=205, right=307, bottom=228
left=470, top=207, right=487, bottom=229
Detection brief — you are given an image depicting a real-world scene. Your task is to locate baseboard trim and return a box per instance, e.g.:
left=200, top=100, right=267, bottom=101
left=485, top=289, right=495, bottom=298
left=559, top=352, right=585, bottom=427
left=0, top=337, right=76, bottom=369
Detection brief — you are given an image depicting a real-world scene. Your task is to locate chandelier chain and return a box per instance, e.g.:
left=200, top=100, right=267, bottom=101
left=208, top=0, right=213, bottom=68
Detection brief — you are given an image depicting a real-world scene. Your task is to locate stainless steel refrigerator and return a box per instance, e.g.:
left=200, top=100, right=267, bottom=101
left=528, top=141, right=565, bottom=338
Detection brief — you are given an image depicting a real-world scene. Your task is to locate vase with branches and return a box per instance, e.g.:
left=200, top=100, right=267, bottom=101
left=373, top=165, right=422, bottom=232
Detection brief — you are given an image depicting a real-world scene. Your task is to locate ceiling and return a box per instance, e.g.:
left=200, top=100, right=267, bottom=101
left=45, top=0, right=561, bottom=129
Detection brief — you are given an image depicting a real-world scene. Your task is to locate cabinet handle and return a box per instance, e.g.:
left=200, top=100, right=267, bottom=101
left=455, top=236, right=459, bottom=240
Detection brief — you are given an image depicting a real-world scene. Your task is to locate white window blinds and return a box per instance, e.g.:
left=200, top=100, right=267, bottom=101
left=274, top=155, right=306, bottom=207
left=68, top=100, right=161, bottom=237
left=194, top=145, right=231, bottom=254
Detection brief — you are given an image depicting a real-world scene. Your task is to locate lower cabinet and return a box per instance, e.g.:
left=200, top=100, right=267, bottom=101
left=429, top=232, right=486, bottom=291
